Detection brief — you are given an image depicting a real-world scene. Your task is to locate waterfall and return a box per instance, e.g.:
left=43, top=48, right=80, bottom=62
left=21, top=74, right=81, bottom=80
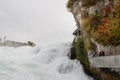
left=0, top=42, right=93, bottom=80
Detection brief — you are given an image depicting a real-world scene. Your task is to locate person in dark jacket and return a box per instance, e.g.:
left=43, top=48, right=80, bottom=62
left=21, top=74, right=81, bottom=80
left=99, top=51, right=105, bottom=56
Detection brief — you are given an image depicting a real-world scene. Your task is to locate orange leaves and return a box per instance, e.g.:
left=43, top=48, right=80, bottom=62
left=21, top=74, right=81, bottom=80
left=98, top=19, right=110, bottom=34
left=93, top=19, right=111, bottom=45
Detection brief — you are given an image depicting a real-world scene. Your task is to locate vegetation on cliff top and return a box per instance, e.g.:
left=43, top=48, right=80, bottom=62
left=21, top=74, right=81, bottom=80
left=66, top=0, right=76, bottom=8
left=67, top=0, right=101, bottom=8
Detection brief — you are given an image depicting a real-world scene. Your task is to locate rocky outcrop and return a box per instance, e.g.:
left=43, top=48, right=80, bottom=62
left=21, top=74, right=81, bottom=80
left=0, top=40, right=35, bottom=48
left=67, top=0, right=120, bottom=79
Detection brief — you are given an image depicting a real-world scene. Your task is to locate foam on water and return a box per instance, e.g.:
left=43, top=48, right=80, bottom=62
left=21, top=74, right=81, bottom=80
left=0, top=42, right=93, bottom=80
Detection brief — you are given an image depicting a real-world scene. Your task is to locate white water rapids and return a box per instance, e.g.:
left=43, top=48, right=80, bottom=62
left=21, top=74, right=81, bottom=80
left=0, top=42, right=93, bottom=80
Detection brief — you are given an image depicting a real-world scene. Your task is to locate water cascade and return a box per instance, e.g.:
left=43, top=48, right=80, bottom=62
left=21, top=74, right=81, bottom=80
left=0, top=42, right=93, bottom=80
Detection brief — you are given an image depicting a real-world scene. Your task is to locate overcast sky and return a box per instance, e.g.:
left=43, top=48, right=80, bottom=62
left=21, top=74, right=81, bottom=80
left=0, top=0, right=75, bottom=45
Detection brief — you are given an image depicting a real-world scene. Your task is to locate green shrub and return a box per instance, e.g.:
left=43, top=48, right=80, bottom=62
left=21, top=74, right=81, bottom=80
left=72, top=37, right=89, bottom=65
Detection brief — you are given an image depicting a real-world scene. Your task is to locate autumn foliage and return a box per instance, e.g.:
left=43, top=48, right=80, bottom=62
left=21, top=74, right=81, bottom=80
left=93, top=19, right=111, bottom=45
left=86, top=0, right=120, bottom=46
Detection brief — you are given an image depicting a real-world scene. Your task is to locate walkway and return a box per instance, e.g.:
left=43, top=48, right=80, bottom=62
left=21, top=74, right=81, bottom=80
left=90, top=55, right=120, bottom=67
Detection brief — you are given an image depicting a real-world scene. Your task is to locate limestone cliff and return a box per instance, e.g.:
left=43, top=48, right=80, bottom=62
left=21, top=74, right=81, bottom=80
left=67, top=0, right=120, bottom=80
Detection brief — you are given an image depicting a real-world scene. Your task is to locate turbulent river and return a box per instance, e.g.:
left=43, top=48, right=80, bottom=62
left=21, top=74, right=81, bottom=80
left=0, top=42, right=93, bottom=80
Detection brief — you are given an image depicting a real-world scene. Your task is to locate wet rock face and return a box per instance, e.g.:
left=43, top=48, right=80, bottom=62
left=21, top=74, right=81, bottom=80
left=70, top=47, right=76, bottom=59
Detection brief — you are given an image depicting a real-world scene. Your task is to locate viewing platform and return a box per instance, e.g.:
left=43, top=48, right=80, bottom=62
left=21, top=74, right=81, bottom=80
left=90, top=55, right=120, bottom=68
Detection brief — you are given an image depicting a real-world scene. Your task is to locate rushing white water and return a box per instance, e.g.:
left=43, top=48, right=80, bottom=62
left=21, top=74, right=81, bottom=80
left=0, top=42, right=93, bottom=80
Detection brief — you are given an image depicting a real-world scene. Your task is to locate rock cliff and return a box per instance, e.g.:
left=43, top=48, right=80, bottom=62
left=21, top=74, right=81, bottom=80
left=0, top=39, right=35, bottom=47
left=67, top=0, right=120, bottom=80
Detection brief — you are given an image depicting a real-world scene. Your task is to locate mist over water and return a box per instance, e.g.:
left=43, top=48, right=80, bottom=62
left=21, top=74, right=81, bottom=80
left=0, top=42, right=93, bottom=80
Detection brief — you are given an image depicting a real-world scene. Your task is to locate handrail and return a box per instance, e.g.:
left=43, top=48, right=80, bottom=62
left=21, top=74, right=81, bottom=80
left=90, top=55, right=120, bottom=67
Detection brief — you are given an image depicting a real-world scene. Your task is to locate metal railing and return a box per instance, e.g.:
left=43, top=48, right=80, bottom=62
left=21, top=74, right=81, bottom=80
left=90, top=55, right=120, bottom=67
